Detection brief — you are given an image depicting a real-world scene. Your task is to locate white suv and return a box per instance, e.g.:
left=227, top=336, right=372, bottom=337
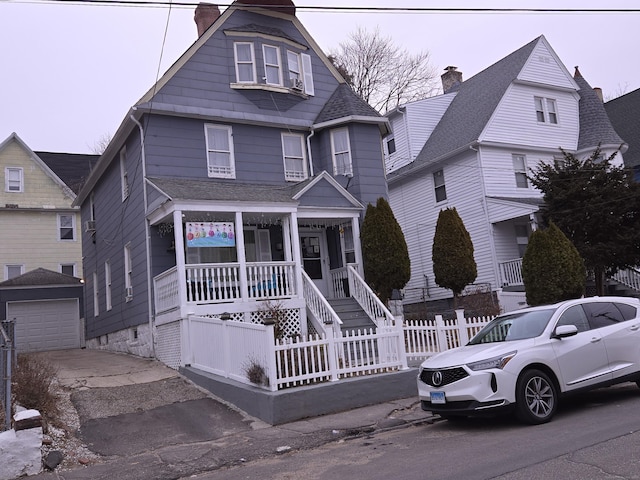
left=417, top=296, right=640, bottom=424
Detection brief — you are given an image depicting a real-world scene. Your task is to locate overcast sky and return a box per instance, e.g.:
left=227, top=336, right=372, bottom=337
left=2, top=0, right=639, bottom=153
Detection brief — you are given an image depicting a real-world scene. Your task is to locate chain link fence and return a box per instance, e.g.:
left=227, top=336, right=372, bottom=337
left=1, top=320, right=15, bottom=431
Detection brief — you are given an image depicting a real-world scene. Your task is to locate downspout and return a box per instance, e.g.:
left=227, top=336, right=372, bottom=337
left=130, top=110, right=155, bottom=357
left=306, top=128, right=315, bottom=177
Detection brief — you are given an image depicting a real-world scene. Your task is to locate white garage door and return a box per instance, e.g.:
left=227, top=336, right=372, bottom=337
left=9, top=299, right=80, bottom=352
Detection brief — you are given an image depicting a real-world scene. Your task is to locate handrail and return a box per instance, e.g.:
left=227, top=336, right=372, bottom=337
left=302, top=271, right=342, bottom=337
left=611, top=266, right=640, bottom=292
left=347, top=265, right=397, bottom=328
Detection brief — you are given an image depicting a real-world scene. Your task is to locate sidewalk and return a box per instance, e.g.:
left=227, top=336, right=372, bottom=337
left=29, top=349, right=435, bottom=479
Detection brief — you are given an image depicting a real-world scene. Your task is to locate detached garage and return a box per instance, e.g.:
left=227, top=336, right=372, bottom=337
left=0, top=268, right=84, bottom=352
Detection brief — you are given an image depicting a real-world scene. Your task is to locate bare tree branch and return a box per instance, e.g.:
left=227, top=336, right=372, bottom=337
left=329, top=26, right=438, bottom=113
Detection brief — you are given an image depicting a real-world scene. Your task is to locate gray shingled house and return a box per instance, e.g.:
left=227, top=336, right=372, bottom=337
left=384, top=35, right=629, bottom=312
left=605, top=87, right=640, bottom=181
left=72, top=0, right=401, bottom=392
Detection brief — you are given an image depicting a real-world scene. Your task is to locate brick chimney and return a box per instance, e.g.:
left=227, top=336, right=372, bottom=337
left=593, top=87, right=603, bottom=102
left=441, top=66, right=463, bottom=94
left=234, top=0, right=296, bottom=16
left=194, top=3, right=221, bottom=37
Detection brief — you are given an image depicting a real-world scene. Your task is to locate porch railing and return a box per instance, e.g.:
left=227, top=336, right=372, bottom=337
left=611, top=267, right=640, bottom=292
left=154, top=267, right=179, bottom=314
left=347, top=265, right=397, bottom=328
left=153, top=262, right=297, bottom=311
left=499, top=258, right=523, bottom=287
left=302, top=271, right=342, bottom=337
left=329, top=263, right=359, bottom=299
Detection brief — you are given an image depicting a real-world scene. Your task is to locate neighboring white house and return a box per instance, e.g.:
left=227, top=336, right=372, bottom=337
left=385, top=35, right=627, bottom=311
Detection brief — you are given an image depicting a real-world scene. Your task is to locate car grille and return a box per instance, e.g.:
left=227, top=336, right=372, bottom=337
left=420, top=367, right=469, bottom=387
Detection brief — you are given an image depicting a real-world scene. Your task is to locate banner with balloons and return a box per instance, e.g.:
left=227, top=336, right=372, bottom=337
left=186, top=222, right=236, bottom=248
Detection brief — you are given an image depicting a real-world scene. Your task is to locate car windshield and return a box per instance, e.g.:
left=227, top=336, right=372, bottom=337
left=468, top=309, right=555, bottom=344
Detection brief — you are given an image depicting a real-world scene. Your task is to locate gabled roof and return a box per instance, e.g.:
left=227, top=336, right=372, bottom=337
left=314, top=83, right=389, bottom=134
left=573, top=68, right=626, bottom=153
left=605, top=87, right=640, bottom=168
left=0, top=268, right=82, bottom=287
left=35, top=151, right=98, bottom=194
left=0, top=132, right=87, bottom=198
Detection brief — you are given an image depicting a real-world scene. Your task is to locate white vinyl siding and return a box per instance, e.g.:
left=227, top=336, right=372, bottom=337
left=205, top=124, right=235, bottom=179
left=234, top=42, right=256, bottom=83
left=281, top=133, right=307, bottom=181
left=482, top=147, right=554, bottom=198
left=517, top=39, right=577, bottom=90
left=330, top=128, right=352, bottom=176
left=388, top=152, right=494, bottom=304
left=5, top=167, right=23, bottom=192
left=481, top=84, right=578, bottom=150
left=58, top=213, right=75, bottom=241
left=263, top=45, right=282, bottom=86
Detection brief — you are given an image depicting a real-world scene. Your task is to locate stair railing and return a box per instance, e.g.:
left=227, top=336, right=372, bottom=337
left=347, top=265, right=397, bottom=328
left=611, top=267, right=640, bottom=293
left=302, top=271, right=343, bottom=337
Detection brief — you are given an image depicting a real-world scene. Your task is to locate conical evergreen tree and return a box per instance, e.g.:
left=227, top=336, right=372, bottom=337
left=361, top=197, right=411, bottom=303
left=432, top=208, right=477, bottom=302
left=522, top=222, right=585, bottom=306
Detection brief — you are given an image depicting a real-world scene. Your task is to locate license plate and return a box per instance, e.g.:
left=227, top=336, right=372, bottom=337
left=431, top=391, right=446, bottom=404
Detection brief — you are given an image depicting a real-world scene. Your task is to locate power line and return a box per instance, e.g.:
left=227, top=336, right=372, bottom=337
left=4, top=0, right=640, bottom=13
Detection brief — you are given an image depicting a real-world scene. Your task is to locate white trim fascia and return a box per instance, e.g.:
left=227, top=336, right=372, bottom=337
left=224, top=29, right=307, bottom=50
left=296, top=206, right=362, bottom=219
left=474, top=140, right=577, bottom=155
left=312, top=115, right=390, bottom=135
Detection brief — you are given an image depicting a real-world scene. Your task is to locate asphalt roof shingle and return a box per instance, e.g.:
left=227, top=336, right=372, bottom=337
left=315, top=83, right=382, bottom=125
left=0, top=268, right=82, bottom=287
left=36, top=151, right=98, bottom=194
left=605, top=87, right=640, bottom=169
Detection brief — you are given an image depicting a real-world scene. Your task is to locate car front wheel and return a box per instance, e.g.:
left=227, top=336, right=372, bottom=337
left=515, top=369, right=557, bottom=424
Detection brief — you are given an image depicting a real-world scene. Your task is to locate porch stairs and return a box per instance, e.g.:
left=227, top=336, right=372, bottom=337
left=327, top=297, right=377, bottom=334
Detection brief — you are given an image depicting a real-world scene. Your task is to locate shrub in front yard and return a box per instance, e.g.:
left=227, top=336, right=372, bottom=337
left=12, top=353, right=60, bottom=425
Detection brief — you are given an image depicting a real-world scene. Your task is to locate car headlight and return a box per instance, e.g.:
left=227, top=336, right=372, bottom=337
left=467, top=351, right=517, bottom=371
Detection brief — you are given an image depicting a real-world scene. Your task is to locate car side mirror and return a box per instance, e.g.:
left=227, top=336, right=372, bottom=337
left=553, top=324, right=579, bottom=339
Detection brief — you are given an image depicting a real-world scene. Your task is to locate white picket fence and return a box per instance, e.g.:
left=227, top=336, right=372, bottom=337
left=404, top=310, right=494, bottom=362
left=187, top=309, right=494, bottom=391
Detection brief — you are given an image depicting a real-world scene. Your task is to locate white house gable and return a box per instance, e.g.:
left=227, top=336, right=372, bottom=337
left=517, top=38, right=577, bottom=90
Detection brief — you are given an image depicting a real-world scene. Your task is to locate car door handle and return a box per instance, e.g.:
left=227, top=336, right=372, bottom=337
left=591, top=337, right=602, bottom=343
left=630, top=324, right=640, bottom=331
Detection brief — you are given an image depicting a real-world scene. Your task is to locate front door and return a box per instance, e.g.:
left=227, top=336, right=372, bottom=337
left=300, top=232, right=328, bottom=295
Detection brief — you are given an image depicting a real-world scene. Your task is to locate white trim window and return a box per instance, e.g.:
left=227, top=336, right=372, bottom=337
left=286, top=51, right=314, bottom=95
left=330, top=128, right=352, bottom=176
left=5, top=264, right=24, bottom=280
left=205, top=124, right=235, bottom=178
left=512, top=154, right=529, bottom=188
left=58, top=213, right=75, bottom=241
left=263, top=45, right=282, bottom=86
left=60, top=263, right=75, bottom=277
left=93, top=272, right=99, bottom=317
left=120, top=148, right=129, bottom=201
left=534, top=96, right=558, bottom=124
left=433, top=169, right=447, bottom=202
left=282, top=133, right=308, bottom=181
left=124, top=243, right=133, bottom=302
left=5, top=167, right=23, bottom=192
left=105, top=260, right=112, bottom=311
left=234, top=42, right=256, bottom=83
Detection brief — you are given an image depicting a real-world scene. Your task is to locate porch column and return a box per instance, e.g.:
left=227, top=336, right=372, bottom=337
left=351, top=216, right=363, bottom=276
left=289, top=212, right=307, bottom=335
left=173, top=210, right=188, bottom=318
left=235, top=211, right=249, bottom=302
left=282, top=216, right=292, bottom=262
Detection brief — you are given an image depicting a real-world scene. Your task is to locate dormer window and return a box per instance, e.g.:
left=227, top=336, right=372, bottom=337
left=234, top=42, right=256, bottom=83
left=263, top=45, right=282, bottom=86
left=534, top=96, right=558, bottom=124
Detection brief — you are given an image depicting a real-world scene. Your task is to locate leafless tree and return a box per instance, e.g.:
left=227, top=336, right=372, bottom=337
left=329, top=26, right=438, bottom=113
left=89, top=132, right=112, bottom=155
